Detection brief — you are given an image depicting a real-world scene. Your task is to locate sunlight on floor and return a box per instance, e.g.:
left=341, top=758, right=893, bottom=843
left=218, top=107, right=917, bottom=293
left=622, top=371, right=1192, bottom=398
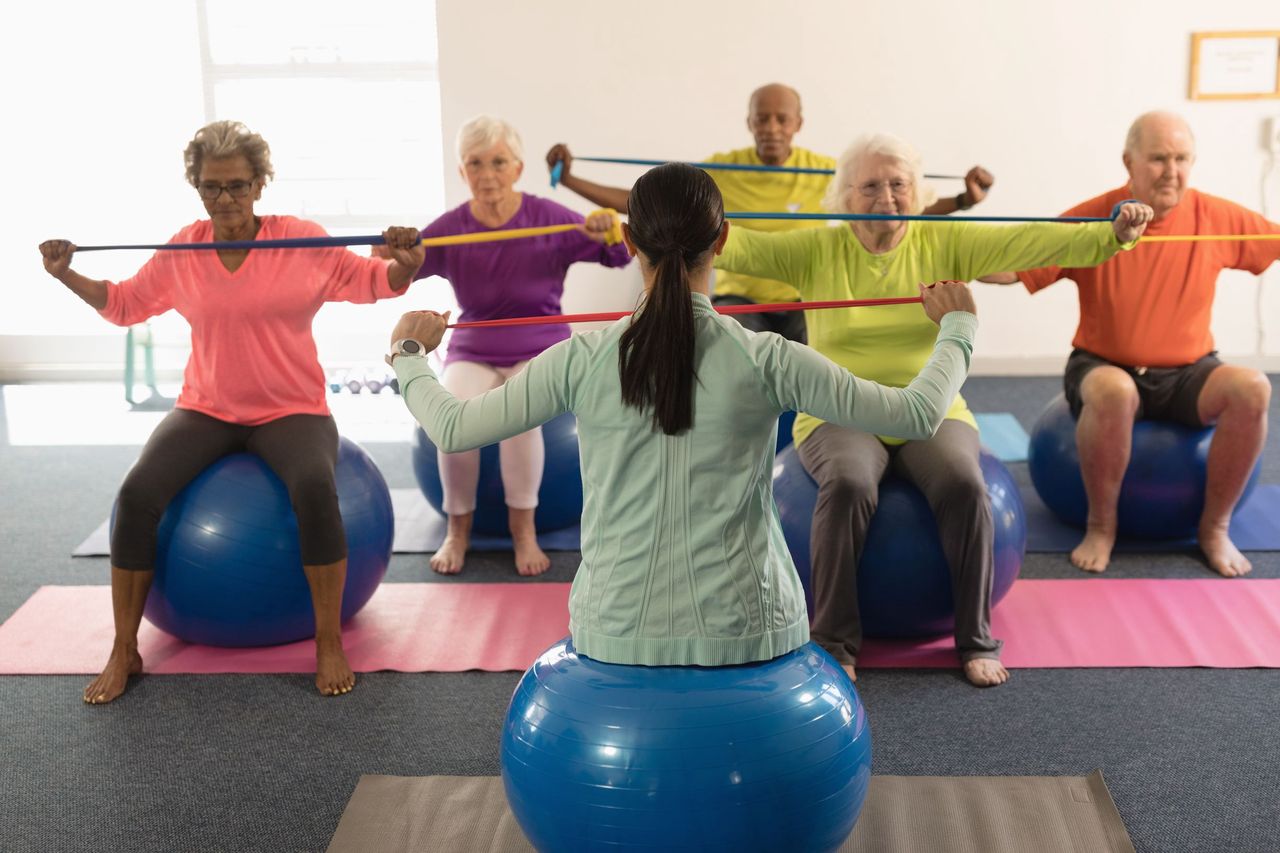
left=3, top=384, right=418, bottom=446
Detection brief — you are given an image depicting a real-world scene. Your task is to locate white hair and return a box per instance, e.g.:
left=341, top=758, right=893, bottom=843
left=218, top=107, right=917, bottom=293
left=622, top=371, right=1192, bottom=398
left=183, top=120, right=274, bottom=187
left=823, top=133, right=935, bottom=215
left=1124, top=110, right=1196, bottom=157
left=455, top=115, right=524, bottom=164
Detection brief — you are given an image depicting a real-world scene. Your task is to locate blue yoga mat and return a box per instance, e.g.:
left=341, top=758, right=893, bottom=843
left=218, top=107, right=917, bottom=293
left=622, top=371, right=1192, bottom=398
left=1024, top=483, right=1280, bottom=552
left=975, top=412, right=1030, bottom=463
left=390, top=489, right=580, bottom=553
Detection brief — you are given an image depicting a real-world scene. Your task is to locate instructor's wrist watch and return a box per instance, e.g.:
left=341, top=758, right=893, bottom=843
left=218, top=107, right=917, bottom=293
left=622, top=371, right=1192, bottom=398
left=386, top=338, right=426, bottom=366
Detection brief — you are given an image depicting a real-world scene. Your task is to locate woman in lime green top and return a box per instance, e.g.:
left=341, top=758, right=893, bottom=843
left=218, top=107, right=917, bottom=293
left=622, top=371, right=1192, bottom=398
left=389, top=162, right=982, bottom=669
left=715, top=134, right=1154, bottom=687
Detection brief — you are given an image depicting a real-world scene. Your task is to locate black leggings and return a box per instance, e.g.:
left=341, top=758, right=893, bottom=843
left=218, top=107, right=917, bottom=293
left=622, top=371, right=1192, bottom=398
left=711, top=294, right=808, bottom=344
left=112, top=409, right=346, bottom=570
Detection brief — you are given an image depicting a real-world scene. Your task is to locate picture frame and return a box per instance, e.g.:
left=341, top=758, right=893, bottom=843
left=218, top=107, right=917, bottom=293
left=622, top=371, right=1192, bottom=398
left=1189, top=31, right=1280, bottom=100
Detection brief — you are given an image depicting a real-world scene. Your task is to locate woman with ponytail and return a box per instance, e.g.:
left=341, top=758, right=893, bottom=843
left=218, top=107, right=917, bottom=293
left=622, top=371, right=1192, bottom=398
left=390, top=163, right=980, bottom=668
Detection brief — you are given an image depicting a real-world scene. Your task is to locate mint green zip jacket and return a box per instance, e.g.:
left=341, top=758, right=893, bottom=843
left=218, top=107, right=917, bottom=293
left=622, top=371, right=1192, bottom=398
left=395, top=293, right=976, bottom=666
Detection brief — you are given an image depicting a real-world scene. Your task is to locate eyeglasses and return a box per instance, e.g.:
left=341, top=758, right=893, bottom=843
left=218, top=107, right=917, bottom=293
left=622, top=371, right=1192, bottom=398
left=856, top=179, right=913, bottom=198
left=463, top=157, right=516, bottom=174
left=197, top=180, right=256, bottom=200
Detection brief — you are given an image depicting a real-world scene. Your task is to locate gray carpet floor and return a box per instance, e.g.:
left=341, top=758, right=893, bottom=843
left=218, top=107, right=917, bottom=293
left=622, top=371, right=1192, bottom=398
left=1, top=375, right=1278, bottom=852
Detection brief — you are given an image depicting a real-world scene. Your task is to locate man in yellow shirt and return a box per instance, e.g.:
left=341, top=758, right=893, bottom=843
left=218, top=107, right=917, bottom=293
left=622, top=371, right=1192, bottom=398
left=547, top=83, right=995, bottom=341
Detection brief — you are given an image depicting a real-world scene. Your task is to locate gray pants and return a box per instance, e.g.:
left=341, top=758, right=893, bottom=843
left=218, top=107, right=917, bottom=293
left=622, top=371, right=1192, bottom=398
left=796, top=420, right=1002, bottom=665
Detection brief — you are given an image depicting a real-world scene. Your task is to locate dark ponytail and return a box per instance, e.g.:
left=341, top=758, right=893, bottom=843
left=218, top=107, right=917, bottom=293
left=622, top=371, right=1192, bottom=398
left=619, top=163, right=725, bottom=435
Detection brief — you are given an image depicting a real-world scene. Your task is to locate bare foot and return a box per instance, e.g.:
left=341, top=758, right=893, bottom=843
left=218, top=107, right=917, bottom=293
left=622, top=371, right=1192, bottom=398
left=1199, top=523, right=1252, bottom=577
left=83, top=642, right=143, bottom=705
left=963, top=658, right=1009, bottom=687
left=841, top=663, right=857, bottom=683
left=315, top=635, right=355, bottom=697
left=1070, top=527, right=1116, bottom=573
left=513, top=535, right=550, bottom=577
left=429, top=535, right=468, bottom=575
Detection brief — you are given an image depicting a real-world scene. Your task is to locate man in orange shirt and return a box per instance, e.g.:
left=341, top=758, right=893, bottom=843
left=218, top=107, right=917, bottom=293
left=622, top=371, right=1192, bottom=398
left=987, top=111, right=1279, bottom=576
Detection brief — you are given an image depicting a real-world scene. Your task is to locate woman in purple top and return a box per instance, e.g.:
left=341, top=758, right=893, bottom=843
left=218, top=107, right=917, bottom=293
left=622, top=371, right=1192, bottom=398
left=414, top=115, right=630, bottom=575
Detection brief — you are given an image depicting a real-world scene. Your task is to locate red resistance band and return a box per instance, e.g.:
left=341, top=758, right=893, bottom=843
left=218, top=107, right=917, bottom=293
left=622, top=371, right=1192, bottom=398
left=448, top=295, right=925, bottom=329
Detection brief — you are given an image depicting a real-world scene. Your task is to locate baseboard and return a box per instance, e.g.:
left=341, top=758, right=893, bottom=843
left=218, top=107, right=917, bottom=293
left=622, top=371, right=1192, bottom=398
left=969, top=356, right=1066, bottom=376
left=970, top=355, right=1280, bottom=376
left=4, top=346, right=1279, bottom=383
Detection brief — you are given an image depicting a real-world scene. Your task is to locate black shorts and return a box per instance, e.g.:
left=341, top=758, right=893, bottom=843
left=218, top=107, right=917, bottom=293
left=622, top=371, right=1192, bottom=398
left=711, top=294, right=807, bottom=344
left=1062, top=348, right=1222, bottom=427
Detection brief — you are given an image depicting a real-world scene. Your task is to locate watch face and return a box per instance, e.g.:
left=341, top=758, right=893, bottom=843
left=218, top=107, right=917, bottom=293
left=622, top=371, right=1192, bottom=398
left=401, top=340, right=422, bottom=355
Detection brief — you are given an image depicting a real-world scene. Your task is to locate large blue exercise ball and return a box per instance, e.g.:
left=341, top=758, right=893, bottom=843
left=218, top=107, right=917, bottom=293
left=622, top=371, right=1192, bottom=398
left=1028, top=394, right=1260, bottom=540
left=132, top=437, right=392, bottom=647
left=773, top=445, right=1024, bottom=638
left=501, top=638, right=872, bottom=853
left=412, top=412, right=582, bottom=536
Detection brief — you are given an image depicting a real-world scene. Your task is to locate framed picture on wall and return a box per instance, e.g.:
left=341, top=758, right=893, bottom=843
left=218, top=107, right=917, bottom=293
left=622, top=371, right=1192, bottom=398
left=1189, top=31, right=1280, bottom=100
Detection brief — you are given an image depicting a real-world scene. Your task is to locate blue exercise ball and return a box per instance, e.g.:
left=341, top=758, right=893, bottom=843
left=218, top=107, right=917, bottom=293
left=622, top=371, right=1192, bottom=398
left=132, top=437, right=392, bottom=647
left=1028, top=394, right=1260, bottom=540
left=412, top=412, right=582, bottom=536
left=501, top=638, right=872, bottom=853
left=773, top=444, right=1024, bottom=638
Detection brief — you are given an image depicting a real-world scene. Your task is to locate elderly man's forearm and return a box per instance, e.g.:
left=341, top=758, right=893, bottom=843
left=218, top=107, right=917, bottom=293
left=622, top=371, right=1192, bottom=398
left=923, top=196, right=960, bottom=216
left=562, top=175, right=631, bottom=214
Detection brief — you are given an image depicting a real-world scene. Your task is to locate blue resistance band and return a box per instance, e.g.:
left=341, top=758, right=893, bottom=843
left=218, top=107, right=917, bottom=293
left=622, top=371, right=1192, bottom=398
left=550, top=157, right=963, bottom=188
left=68, top=202, right=1136, bottom=253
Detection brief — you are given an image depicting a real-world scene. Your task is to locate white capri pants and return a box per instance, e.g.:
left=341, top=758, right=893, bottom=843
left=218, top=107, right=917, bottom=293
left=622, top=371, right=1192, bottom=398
left=439, top=359, right=543, bottom=515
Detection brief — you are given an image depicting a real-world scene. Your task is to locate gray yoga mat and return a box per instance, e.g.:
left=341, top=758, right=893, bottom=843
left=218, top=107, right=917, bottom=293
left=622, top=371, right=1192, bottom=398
left=327, top=771, right=1134, bottom=853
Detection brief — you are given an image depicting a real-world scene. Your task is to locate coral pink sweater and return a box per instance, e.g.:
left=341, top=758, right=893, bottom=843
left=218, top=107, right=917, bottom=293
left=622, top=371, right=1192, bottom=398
left=100, top=215, right=403, bottom=425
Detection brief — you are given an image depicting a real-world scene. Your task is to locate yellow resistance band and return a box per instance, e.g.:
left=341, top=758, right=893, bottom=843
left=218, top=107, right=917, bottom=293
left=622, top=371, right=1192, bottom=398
left=421, top=209, right=623, bottom=247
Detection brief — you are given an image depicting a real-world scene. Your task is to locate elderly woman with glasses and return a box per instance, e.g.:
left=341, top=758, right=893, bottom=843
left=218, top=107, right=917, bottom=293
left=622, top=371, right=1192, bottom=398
left=715, top=133, right=1155, bottom=687
left=38, top=120, right=426, bottom=703
left=401, top=115, right=630, bottom=578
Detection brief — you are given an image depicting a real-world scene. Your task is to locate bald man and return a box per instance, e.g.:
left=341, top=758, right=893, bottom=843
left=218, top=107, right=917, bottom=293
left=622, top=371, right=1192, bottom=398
left=985, top=111, right=1279, bottom=576
left=548, top=83, right=995, bottom=341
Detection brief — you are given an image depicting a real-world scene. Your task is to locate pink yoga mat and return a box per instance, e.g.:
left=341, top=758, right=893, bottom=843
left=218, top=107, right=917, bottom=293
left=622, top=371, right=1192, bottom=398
left=0, top=583, right=569, bottom=675
left=859, top=579, right=1280, bottom=668
left=2, top=579, right=1278, bottom=675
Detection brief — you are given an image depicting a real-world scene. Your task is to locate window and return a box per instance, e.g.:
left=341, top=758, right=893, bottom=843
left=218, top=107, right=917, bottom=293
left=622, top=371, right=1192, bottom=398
left=5, top=1, right=446, bottom=374
left=199, top=0, right=445, bottom=228
left=199, top=0, right=450, bottom=364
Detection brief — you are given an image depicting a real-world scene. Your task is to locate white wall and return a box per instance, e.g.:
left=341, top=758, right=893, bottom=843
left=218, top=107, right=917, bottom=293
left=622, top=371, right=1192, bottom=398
left=436, top=0, right=1280, bottom=373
